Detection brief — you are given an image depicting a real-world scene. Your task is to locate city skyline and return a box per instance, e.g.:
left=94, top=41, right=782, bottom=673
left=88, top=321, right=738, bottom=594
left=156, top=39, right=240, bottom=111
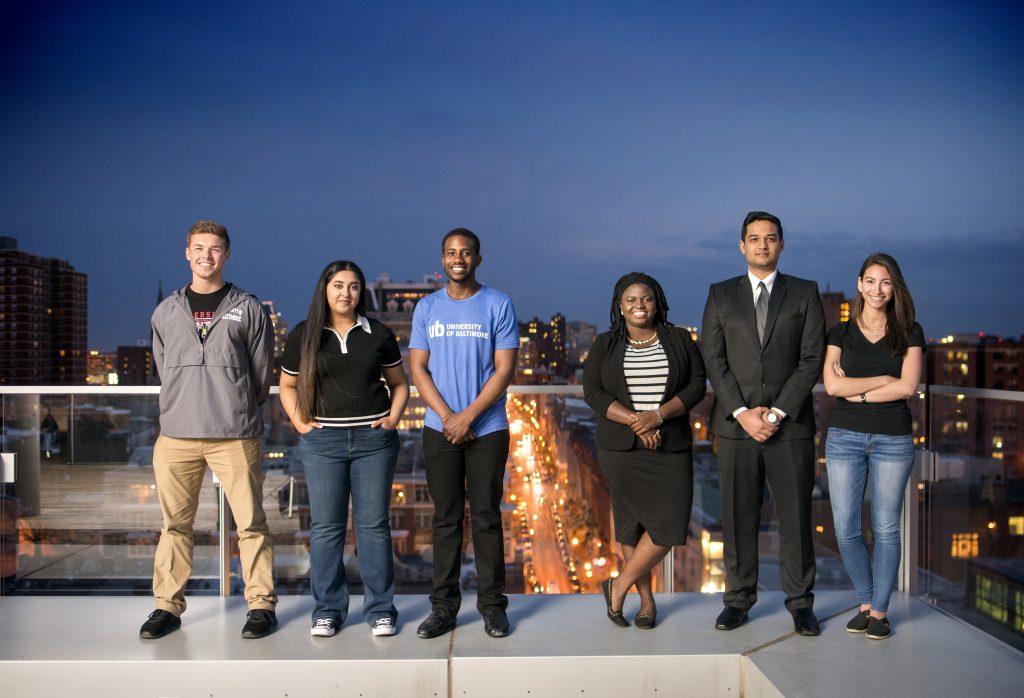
left=2, top=1, right=1023, bottom=348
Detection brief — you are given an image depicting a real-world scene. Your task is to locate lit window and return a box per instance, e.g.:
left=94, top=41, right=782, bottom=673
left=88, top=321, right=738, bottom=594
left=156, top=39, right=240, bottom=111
left=951, top=532, right=978, bottom=559
left=1009, top=517, right=1024, bottom=536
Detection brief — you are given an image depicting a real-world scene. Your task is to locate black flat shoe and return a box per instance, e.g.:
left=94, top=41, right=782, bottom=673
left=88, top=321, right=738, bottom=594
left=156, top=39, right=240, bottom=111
left=601, top=578, right=629, bottom=627
left=634, top=610, right=656, bottom=630
left=792, top=608, right=821, bottom=636
left=715, top=606, right=748, bottom=631
left=139, top=609, right=180, bottom=639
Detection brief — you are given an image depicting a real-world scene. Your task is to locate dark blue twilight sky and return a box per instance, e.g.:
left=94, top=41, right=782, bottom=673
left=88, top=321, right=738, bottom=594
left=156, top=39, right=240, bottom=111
left=2, top=1, right=1022, bottom=349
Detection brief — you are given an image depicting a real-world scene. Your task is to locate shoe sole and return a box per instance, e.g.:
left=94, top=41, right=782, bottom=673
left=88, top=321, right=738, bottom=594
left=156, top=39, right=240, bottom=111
left=847, top=627, right=868, bottom=634
left=311, top=628, right=337, bottom=637
left=866, top=632, right=890, bottom=640
left=372, top=627, right=397, bottom=636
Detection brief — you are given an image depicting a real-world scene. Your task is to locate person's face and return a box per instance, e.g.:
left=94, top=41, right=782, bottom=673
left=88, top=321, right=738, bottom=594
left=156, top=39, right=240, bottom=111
left=326, top=270, right=361, bottom=319
left=619, top=283, right=657, bottom=331
left=185, top=233, right=229, bottom=281
left=442, top=235, right=481, bottom=283
left=857, top=264, right=894, bottom=312
left=739, top=220, right=784, bottom=274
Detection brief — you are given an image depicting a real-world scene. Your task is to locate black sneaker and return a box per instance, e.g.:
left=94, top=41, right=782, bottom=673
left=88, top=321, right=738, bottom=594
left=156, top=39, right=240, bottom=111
left=846, top=609, right=870, bottom=634
left=241, top=609, right=278, bottom=639
left=139, top=609, right=181, bottom=639
left=866, top=616, right=891, bottom=640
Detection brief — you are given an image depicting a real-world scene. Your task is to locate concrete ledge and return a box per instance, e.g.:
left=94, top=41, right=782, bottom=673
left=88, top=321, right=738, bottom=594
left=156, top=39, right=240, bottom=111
left=1, top=592, right=1021, bottom=697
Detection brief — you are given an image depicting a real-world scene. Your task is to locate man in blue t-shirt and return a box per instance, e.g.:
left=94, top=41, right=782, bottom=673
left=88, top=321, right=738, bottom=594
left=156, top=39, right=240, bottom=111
left=409, top=228, right=519, bottom=640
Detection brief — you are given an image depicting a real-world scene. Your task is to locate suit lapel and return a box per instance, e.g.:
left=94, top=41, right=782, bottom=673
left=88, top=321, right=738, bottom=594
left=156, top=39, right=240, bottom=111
left=761, top=273, right=788, bottom=351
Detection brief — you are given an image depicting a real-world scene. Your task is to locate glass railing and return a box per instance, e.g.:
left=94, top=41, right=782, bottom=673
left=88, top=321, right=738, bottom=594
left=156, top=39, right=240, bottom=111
left=2, top=384, right=1020, bottom=651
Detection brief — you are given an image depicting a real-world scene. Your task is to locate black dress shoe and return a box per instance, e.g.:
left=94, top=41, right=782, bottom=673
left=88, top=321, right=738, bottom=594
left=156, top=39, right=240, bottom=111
left=483, top=609, right=510, bottom=638
left=601, top=578, right=629, bottom=627
left=715, top=606, right=748, bottom=631
left=241, top=609, right=278, bottom=639
left=417, top=609, right=456, bottom=639
left=139, top=609, right=181, bottom=639
left=792, top=608, right=821, bottom=636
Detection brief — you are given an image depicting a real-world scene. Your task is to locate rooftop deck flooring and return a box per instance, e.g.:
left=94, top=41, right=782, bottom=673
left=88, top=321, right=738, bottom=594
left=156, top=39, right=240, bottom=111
left=2, top=591, right=1022, bottom=697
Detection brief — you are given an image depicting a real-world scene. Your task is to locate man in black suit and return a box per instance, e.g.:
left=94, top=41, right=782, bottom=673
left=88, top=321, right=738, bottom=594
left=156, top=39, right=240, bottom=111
left=701, top=211, right=825, bottom=636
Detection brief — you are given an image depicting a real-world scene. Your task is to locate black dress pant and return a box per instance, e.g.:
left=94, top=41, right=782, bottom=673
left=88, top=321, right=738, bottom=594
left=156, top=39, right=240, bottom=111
left=423, top=427, right=510, bottom=614
left=716, top=435, right=815, bottom=612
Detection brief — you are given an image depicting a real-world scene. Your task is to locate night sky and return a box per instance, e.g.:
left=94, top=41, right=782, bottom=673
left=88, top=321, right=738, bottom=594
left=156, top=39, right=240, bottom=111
left=2, top=1, right=1022, bottom=348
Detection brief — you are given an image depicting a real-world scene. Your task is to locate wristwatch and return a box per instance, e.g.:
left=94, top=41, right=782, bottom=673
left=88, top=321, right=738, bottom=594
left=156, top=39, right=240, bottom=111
left=766, top=411, right=779, bottom=425
left=859, top=393, right=867, bottom=403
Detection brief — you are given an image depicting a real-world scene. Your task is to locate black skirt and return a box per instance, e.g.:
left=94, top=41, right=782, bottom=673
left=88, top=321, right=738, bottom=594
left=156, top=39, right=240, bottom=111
left=597, top=447, right=694, bottom=547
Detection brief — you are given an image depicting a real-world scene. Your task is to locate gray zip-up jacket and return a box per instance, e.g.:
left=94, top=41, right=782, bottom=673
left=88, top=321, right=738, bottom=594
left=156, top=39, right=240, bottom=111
left=151, top=284, right=273, bottom=438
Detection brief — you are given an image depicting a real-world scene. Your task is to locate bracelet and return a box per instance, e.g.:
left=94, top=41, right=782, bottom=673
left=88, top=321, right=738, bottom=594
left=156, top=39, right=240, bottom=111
left=859, top=393, right=867, bottom=403
left=654, top=407, right=664, bottom=426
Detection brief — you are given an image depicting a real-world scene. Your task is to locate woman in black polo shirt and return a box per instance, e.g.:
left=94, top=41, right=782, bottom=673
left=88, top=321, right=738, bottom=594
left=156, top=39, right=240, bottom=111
left=823, top=253, right=924, bottom=640
left=280, top=260, right=409, bottom=639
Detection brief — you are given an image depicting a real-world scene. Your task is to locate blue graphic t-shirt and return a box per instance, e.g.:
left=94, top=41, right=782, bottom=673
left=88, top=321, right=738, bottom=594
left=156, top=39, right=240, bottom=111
left=409, top=285, right=519, bottom=437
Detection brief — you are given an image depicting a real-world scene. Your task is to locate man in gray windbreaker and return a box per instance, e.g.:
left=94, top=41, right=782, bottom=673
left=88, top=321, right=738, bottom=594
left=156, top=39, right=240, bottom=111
left=140, top=220, right=278, bottom=640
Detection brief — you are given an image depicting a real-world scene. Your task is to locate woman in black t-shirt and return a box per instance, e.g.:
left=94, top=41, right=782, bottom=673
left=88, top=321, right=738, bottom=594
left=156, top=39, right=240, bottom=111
left=823, top=253, right=924, bottom=641
left=279, top=260, right=409, bottom=639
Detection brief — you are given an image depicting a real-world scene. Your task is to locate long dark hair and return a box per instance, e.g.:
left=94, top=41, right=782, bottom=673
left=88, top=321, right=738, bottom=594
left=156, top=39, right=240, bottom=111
left=296, top=260, right=367, bottom=422
left=850, top=252, right=916, bottom=356
left=608, top=272, right=673, bottom=338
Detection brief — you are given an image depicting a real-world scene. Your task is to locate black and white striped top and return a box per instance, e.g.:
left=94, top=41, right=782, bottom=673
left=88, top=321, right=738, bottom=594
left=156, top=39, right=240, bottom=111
left=623, top=341, right=668, bottom=411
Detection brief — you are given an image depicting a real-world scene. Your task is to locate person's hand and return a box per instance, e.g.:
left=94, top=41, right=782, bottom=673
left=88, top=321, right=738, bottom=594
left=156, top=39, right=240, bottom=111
left=736, top=407, right=776, bottom=443
left=294, top=421, right=322, bottom=435
left=832, top=362, right=846, bottom=378
left=442, top=412, right=476, bottom=444
left=638, top=430, right=661, bottom=450
left=371, top=415, right=399, bottom=430
left=630, top=410, right=662, bottom=435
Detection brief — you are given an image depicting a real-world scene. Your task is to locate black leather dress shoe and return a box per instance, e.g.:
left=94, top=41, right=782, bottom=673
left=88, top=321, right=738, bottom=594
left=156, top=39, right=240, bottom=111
left=715, top=606, right=748, bottom=631
left=483, top=609, right=510, bottom=638
left=792, top=608, right=821, bottom=636
left=241, top=609, right=278, bottom=639
left=417, top=609, right=456, bottom=639
left=139, top=609, right=181, bottom=639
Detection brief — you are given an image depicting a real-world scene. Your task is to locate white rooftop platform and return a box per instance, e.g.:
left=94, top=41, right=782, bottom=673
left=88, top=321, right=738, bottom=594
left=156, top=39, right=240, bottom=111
left=2, top=591, right=1022, bottom=697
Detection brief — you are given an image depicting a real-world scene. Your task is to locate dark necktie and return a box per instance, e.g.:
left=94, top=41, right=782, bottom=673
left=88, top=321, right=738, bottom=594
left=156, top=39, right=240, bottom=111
left=756, top=281, right=769, bottom=343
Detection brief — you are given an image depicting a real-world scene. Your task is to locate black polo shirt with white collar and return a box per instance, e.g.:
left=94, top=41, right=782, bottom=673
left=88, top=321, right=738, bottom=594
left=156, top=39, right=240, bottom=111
left=281, top=315, right=402, bottom=427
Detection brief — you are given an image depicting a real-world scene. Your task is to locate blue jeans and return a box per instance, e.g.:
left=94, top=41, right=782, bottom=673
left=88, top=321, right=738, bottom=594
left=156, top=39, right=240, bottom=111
left=299, top=426, right=399, bottom=625
left=826, top=428, right=914, bottom=612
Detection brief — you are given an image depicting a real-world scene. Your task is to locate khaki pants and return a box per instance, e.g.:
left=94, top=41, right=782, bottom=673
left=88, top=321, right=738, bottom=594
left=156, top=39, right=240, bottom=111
left=152, top=436, right=277, bottom=615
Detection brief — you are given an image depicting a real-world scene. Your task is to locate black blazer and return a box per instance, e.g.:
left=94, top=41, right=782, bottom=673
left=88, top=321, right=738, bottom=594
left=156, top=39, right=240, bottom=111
left=700, top=272, right=825, bottom=440
left=583, top=325, right=707, bottom=452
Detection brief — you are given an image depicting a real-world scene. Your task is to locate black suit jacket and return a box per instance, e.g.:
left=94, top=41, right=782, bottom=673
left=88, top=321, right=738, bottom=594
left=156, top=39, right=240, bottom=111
left=701, top=272, right=825, bottom=440
left=583, top=325, right=707, bottom=452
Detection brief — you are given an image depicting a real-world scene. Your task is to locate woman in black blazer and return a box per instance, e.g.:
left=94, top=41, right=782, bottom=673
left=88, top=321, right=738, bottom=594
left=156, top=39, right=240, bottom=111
left=583, top=272, right=706, bottom=629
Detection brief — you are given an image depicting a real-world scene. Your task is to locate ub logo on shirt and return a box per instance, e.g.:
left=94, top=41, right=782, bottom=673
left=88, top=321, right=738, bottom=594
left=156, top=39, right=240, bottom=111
left=428, top=320, right=446, bottom=339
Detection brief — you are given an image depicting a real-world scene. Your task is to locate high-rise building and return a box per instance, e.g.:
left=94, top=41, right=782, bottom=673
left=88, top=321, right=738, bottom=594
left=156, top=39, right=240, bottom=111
left=820, top=288, right=850, bottom=330
left=517, top=314, right=570, bottom=384
left=85, top=349, right=118, bottom=385
left=0, top=236, right=88, bottom=385
left=363, top=273, right=444, bottom=346
left=117, top=344, right=154, bottom=385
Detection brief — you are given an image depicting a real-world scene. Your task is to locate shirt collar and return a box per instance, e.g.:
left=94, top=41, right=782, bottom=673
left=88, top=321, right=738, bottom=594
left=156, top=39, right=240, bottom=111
left=323, top=315, right=372, bottom=336
left=748, top=270, right=778, bottom=298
